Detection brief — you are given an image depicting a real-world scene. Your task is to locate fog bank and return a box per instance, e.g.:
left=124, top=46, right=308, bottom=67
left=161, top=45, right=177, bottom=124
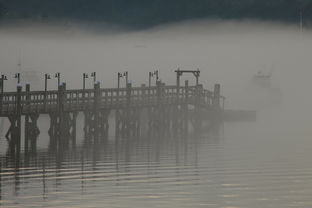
left=0, top=20, right=312, bottom=135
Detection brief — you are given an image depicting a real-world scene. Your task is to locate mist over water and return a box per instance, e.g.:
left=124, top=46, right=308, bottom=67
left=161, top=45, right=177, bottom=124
left=1, top=20, right=312, bottom=130
left=0, top=20, right=312, bottom=207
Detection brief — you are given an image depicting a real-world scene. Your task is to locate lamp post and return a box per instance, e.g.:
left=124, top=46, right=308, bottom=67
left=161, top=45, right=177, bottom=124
left=55, top=72, right=61, bottom=86
left=83, top=73, right=89, bottom=90
left=123, top=71, right=128, bottom=86
left=0, top=75, right=7, bottom=95
left=148, top=70, right=159, bottom=87
left=91, top=72, right=96, bottom=83
left=82, top=73, right=89, bottom=107
left=44, top=73, right=51, bottom=110
left=117, top=72, right=123, bottom=89
left=45, top=73, right=51, bottom=93
left=14, top=73, right=20, bottom=84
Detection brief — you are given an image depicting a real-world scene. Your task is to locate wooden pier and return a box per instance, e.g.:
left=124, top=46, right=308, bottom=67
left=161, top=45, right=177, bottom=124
left=0, top=70, right=224, bottom=156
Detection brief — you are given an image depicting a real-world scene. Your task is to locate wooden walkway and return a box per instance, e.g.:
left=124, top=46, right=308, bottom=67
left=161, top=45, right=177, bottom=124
left=0, top=71, right=224, bottom=157
left=0, top=83, right=218, bottom=116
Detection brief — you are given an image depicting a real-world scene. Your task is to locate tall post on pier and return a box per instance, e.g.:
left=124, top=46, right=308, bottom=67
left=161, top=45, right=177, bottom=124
left=174, top=69, right=182, bottom=135
left=44, top=73, right=50, bottom=112
left=91, top=72, right=96, bottom=83
left=16, top=84, right=22, bottom=156
left=176, top=69, right=180, bottom=95
left=156, top=80, right=164, bottom=134
left=5, top=84, right=22, bottom=155
left=93, top=82, right=100, bottom=144
left=55, top=72, right=61, bottom=87
left=15, top=73, right=21, bottom=84
left=184, top=80, right=189, bottom=133
left=24, top=83, right=30, bottom=153
left=25, top=82, right=40, bottom=154
left=124, top=71, right=128, bottom=85
left=57, top=82, right=65, bottom=150
left=125, top=82, right=131, bottom=135
left=0, top=75, right=7, bottom=111
left=195, top=68, right=200, bottom=86
left=82, top=73, right=88, bottom=108
left=115, top=73, right=122, bottom=138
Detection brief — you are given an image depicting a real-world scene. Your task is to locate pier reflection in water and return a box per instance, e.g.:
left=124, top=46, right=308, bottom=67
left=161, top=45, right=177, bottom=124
left=1, top=114, right=312, bottom=208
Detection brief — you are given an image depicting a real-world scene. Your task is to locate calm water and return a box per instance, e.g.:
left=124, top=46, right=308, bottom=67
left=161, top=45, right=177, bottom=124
left=0, top=106, right=311, bottom=208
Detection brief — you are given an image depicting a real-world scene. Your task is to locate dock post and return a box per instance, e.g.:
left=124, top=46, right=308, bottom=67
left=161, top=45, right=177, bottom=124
left=57, top=82, right=64, bottom=150
left=173, top=77, right=180, bottom=136
left=16, top=84, right=22, bottom=156
left=94, top=82, right=100, bottom=143
left=24, top=83, right=30, bottom=154
left=72, top=112, right=78, bottom=147
left=194, top=84, right=203, bottom=131
left=156, top=81, right=162, bottom=133
left=125, top=83, right=131, bottom=136
left=184, top=80, right=189, bottom=134
left=23, top=83, right=40, bottom=154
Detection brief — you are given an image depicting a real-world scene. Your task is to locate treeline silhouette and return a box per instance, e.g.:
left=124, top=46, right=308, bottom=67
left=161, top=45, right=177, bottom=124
left=0, top=0, right=312, bottom=28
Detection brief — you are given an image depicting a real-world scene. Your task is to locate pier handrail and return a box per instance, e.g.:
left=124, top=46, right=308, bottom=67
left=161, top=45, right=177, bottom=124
left=0, top=84, right=223, bottom=115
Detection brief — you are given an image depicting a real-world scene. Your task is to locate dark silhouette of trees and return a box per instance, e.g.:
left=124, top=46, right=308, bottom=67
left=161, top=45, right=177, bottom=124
left=0, top=0, right=312, bottom=28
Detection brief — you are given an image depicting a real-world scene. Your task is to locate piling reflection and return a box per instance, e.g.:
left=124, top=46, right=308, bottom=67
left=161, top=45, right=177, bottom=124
left=0, top=118, right=223, bottom=206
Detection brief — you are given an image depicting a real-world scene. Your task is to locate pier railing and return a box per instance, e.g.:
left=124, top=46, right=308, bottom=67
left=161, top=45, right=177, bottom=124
left=0, top=84, right=222, bottom=116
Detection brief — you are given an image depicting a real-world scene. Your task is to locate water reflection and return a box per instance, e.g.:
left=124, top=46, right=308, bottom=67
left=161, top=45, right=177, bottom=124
left=0, top=120, right=223, bottom=207
left=1, top=117, right=312, bottom=208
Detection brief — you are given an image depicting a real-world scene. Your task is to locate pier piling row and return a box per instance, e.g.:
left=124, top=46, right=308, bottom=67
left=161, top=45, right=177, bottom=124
left=0, top=78, right=224, bottom=154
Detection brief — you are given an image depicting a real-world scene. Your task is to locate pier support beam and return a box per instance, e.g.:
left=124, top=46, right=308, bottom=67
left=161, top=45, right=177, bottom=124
left=5, top=84, right=22, bottom=156
left=24, top=83, right=40, bottom=154
left=83, top=82, right=111, bottom=144
left=25, top=114, right=40, bottom=154
left=193, top=84, right=203, bottom=132
left=115, top=83, right=141, bottom=138
left=48, top=83, right=77, bottom=151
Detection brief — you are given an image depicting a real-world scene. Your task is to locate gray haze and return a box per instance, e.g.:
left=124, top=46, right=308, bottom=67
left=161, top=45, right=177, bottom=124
left=1, top=20, right=312, bottom=207
left=0, top=19, right=312, bottom=139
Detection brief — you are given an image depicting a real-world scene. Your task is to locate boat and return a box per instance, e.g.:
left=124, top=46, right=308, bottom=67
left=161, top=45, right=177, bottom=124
left=253, top=70, right=272, bottom=88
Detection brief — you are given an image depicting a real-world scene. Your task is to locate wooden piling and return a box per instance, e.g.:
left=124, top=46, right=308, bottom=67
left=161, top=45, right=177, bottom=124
left=24, top=83, right=30, bottom=153
left=0, top=71, right=224, bottom=146
left=184, top=80, right=189, bottom=133
left=94, top=82, right=100, bottom=143
left=16, top=84, right=22, bottom=155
